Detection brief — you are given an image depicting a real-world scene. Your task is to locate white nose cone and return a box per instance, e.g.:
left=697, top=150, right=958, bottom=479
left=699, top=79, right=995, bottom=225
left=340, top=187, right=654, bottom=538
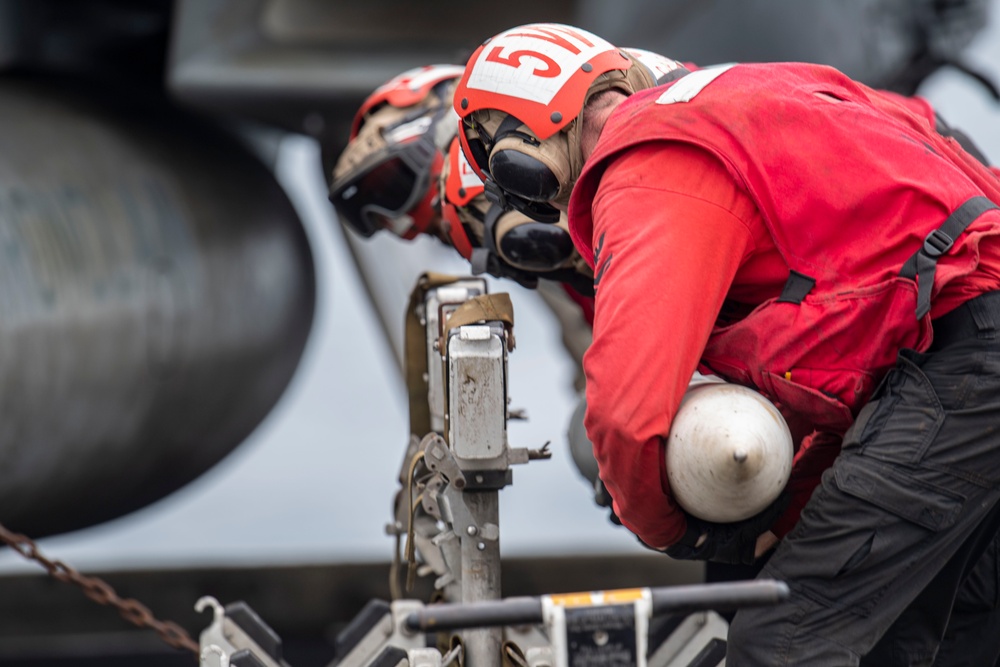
left=666, top=382, right=793, bottom=523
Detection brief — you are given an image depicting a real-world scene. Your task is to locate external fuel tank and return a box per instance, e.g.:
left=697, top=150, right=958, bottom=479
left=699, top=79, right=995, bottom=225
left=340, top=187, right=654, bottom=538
left=0, top=79, right=316, bottom=538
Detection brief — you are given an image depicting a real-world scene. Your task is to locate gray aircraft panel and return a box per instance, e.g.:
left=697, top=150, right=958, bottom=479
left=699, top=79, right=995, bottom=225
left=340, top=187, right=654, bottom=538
left=0, top=0, right=997, bottom=572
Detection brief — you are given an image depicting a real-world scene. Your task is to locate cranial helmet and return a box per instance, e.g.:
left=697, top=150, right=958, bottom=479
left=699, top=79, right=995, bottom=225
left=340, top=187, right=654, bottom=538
left=453, top=24, right=685, bottom=218
left=440, top=136, right=485, bottom=258
left=329, top=64, right=465, bottom=239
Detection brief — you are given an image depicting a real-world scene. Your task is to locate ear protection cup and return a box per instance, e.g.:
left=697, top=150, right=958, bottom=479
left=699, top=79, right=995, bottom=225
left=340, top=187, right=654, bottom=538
left=495, top=214, right=576, bottom=271
left=462, top=111, right=571, bottom=222
left=489, top=149, right=561, bottom=202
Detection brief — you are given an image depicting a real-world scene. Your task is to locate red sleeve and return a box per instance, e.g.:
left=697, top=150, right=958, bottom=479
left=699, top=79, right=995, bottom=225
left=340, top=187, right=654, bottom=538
left=583, top=144, right=755, bottom=549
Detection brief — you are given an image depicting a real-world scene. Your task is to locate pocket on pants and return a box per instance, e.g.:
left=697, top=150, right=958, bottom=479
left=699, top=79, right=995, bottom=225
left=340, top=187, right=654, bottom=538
left=826, top=459, right=965, bottom=614
left=835, top=461, right=964, bottom=531
left=857, top=355, right=944, bottom=465
left=769, top=456, right=966, bottom=617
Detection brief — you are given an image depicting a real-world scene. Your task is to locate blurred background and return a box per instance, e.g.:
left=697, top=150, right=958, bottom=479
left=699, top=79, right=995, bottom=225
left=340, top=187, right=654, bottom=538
left=0, top=0, right=997, bottom=664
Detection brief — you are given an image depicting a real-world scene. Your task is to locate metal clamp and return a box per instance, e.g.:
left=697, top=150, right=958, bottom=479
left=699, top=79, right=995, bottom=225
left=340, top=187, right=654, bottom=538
left=195, top=596, right=287, bottom=667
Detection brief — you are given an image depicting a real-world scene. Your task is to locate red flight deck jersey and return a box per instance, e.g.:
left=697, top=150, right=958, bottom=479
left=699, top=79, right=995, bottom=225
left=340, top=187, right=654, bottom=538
left=568, top=63, right=1000, bottom=549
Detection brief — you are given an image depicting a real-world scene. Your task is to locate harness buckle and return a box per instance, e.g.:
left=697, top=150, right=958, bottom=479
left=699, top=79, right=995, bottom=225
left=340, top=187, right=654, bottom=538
left=922, top=228, right=955, bottom=258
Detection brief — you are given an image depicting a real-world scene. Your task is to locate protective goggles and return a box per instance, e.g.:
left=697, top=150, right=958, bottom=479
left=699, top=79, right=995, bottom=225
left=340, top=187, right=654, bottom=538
left=329, top=132, right=437, bottom=238
left=460, top=117, right=561, bottom=223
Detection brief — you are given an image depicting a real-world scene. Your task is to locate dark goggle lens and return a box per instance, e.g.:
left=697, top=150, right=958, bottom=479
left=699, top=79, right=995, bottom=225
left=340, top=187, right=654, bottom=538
left=331, top=155, right=420, bottom=237
left=355, top=157, right=417, bottom=211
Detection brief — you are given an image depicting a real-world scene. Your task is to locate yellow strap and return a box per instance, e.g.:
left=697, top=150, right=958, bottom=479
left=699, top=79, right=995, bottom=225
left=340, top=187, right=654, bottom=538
left=546, top=587, right=648, bottom=608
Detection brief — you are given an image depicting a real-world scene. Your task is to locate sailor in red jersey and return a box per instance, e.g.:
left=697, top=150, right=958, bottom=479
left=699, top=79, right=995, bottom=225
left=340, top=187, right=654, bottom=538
left=455, top=22, right=1000, bottom=665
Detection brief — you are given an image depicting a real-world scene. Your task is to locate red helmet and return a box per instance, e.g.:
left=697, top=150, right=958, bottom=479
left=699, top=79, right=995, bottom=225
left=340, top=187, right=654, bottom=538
left=349, top=64, right=465, bottom=139
left=330, top=65, right=464, bottom=239
left=453, top=24, right=669, bottom=217
left=440, top=137, right=484, bottom=259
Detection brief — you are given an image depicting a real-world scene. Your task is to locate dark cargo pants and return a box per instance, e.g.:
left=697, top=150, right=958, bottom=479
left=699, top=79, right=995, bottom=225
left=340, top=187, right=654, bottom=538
left=727, top=307, right=1000, bottom=665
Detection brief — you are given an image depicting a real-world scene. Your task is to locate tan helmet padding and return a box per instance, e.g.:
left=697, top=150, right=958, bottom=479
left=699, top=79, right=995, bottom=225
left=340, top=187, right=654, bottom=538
left=333, top=79, right=456, bottom=187
left=331, top=103, right=413, bottom=186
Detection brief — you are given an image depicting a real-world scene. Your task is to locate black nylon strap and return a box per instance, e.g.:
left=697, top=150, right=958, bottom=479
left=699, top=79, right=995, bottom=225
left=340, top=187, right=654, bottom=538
left=929, top=291, right=1000, bottom=350
left=482, top=203, right=503, bottom=255
left=496, top=112, right=525, bottom=137
left=967, top=292, right=999, bottom=340
left=777, top=270, right=817, bottom=304
left=470, top=247, right=491, bottom=275
left=493, top=113, right=537, bottom=149
left=469, top=203, right=503, bottom=273
left=899, top=196, right=999, bottom=319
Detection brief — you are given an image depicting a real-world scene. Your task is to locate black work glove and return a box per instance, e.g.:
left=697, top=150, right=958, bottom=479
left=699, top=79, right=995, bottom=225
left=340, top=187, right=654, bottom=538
left=472, top=249, right=540, bottom=290
left=664, top=492, right=789, bottom=566
left=593, top=479, right=624, bottom=527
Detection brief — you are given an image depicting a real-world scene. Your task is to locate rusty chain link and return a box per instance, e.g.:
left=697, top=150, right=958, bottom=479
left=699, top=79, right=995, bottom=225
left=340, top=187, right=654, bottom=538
left=0, top=521, right=200, bottom=657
